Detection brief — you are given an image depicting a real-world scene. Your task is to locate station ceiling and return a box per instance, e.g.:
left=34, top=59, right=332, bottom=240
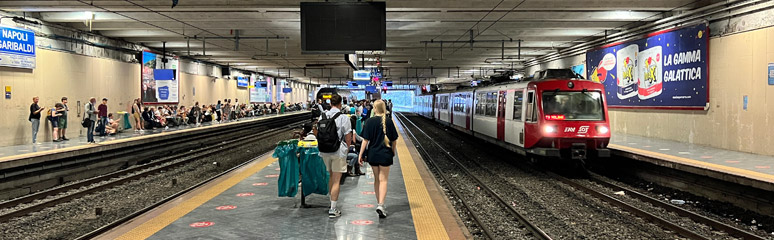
left=0, top=0, right=712, bottom=84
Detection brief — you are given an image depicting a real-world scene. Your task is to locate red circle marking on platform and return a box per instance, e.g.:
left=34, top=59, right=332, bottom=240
left=351, top=220, right=374, bottom=225
left=700, top=156, right=713, bottom=159
left=725, top=160, right=741, bottom=163
left=216, top=205, right=237, bottom=210
left=252, top=182, right=269, bottom=186
left=755, top=166, right=771, bottom=169
left=275, top=168, right=281, bottom=171
left=190, top=221, right=214, bottom=228
left=236, top=192, right=255, bottom=197
left=356, top=204, right=375, bottom=208
left=361, top=191, right=375, bottom=195
left=265, top=174, right=279, bottom=178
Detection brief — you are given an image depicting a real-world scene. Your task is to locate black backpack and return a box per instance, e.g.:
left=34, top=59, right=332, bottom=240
left=311, top=105, right=322, bottom=119
left=317, top=112, right=342, bottom=153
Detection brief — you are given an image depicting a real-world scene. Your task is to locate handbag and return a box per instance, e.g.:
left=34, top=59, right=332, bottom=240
left=81, top=103, right=93, bottom=128
left=81, top=118, right=91, bottom=128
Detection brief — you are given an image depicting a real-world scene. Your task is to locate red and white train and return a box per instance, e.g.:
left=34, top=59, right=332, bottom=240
left=415, top=69, right=611, bottom=163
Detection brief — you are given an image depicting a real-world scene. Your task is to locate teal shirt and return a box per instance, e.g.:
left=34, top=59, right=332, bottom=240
left=355, top=116, right=363, bottom=135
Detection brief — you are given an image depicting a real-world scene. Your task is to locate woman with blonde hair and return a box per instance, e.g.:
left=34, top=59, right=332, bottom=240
left=131, top=99, right=145, bottom=132
left=358, top=99, right=399, bottom=218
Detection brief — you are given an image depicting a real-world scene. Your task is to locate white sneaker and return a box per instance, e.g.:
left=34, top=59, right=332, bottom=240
left=328, top=208, right=341, bottom=218
left=376, top=205, right=387, bottom=218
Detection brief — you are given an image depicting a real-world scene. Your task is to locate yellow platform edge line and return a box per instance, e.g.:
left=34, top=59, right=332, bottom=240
left=394, top=119, right=450, bottom=240
left=609, top=143, right=774, bottom=183
left=116, top=157, right=278, bottom=240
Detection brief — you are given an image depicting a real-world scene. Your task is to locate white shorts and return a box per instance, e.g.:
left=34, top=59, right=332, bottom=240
left=321, top=152, right=348, bottom=173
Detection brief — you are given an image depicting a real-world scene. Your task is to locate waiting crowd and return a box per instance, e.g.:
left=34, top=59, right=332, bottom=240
left=28, top=96, right=308, bottom=144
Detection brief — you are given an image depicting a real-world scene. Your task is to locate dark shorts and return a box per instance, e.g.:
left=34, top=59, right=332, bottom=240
left=50, top=117, right=59, bottom=128
left=58, top=117, right=67, bottom=129
left=367, top=156, right=394, bottom=167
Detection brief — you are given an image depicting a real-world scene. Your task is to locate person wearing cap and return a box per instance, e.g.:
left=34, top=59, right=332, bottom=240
left=98, top=98, right=109, bottom=136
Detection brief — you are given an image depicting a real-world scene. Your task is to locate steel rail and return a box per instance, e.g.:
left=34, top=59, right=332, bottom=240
left=587, top=174, right=765, bottom=240
left=0, top=117, right=305, bottom=223
left=397, top=112, right=552, bottom=240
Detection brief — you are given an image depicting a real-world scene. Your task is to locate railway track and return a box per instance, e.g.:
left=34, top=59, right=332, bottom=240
left=0, top=116, right=307, bottom=226
left=554, top=173, right=765, bottom=240
left=402, top=112, right=768, bottom=240
left=396, top=112, right=552, bottom=240
left=0, top=113, right=310, bottom=202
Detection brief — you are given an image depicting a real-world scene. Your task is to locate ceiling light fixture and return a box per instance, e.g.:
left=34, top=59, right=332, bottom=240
left=83, top=11, right=94, bottom=20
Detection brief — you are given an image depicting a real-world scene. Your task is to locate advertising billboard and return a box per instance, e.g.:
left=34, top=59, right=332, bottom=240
left=585, top=23, right=709, bottom=110
left=142, top=51, right=179, bottom=103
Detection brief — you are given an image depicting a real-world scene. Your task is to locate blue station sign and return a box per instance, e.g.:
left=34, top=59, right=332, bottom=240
left=0, top=26, right=36, bottom=69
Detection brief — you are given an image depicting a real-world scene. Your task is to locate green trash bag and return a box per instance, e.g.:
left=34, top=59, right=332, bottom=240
left=299, top=147, right=329, bottom=196
left=274, top=140, right=299, bottom=197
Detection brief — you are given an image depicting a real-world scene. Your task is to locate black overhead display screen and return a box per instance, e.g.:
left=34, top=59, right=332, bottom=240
left=301, top=2, right=386, bottom=54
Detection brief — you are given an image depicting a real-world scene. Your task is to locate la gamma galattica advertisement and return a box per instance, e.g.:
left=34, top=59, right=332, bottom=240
left=586, top=23, right=709, bottom=110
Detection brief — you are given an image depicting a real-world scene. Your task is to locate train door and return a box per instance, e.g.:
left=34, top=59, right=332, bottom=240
left=496, top=90, right=507, bottom=141
left=507, top=89, right=525, bottom=147
left=450, top=94, right=455, bottom=126
left=523, top=90, right=538, bottom=148
left=432, top=94, right=437, bottom=119
left=466, top=92, right=472, bottom=130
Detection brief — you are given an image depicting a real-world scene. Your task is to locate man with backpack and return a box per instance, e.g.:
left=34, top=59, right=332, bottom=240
left=316, top=94, right=352, bottom=218
left=311, top=99, right=323, bottom=121
left=84, top=97, right=98, bottom=144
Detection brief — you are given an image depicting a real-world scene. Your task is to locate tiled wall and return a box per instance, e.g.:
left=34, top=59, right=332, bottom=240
left=0, top=49, right=305, bottom=147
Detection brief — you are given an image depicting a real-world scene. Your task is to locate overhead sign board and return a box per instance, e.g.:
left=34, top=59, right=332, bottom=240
left=353, top=70, right=370, bottom=80
left=237, top=76, right=249, bottom=88
left=345, top=54, right=359, bottom=70
left=586, top=23, right=709, bottom=110
left=0, top=26, right=36, bottom=69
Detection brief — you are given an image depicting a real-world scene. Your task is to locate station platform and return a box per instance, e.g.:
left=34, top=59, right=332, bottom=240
left=0, top=113, right=290, bottom=160
left=97, top=118, right=467, bottom=240
left=0, top=112, right=305, bottom=167
left=608, top=133, right=774, bottom=191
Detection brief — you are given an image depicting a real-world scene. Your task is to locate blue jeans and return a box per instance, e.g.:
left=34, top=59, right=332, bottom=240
left=31, top=119, right=40, bottom=143
left=87, top=119, right=95, bottom=142
left=347, top=153, right=358, bottom=167
left=100, top=117, right=108, bottom=135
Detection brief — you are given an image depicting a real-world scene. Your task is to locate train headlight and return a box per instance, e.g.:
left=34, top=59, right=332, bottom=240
left=544, top=125, right=557, bottom=133
left=597, top=126, right=609, bottom=134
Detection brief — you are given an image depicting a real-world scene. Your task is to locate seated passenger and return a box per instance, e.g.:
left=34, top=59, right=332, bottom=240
left=141, top=107, right=155, bottom=130
left=106, top=113, right=120, bottom=135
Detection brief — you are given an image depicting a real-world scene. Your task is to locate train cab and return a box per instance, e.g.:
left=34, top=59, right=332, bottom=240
left=524, top=79, right=611, bottom=160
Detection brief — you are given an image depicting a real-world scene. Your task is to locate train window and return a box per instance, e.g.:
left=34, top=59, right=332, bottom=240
left=440, top=95, right=449, bottom=110
left=513, top=91, right=523, bottom=120
left=525, top=91, right=535, bottom=122
left=542, top=91, right=604, bottom=121
left=475, top=92, right=485, bottom=115
left=485, top=92, right=496, bottom=116
left=454, top=95, right=465, bottom=113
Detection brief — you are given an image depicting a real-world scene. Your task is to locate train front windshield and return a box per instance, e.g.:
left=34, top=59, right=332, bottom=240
left=542, top=91, right=605, bottom=121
